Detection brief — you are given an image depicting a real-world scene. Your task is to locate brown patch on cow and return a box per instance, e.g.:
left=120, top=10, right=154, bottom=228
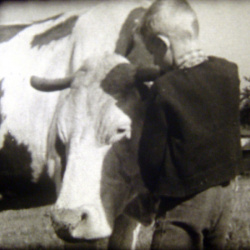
left=115, top=7, right=154, bottom=68
left=0, top=24, right=29, bottom=43
left=55, top=135, right=66, bottom=179
left=31, top=16, right=79, bottom=48
left=0, top=132, right=56, bottom=202
left=115, top=7, right=146, bottom=57
left=101, top=63, right=137, bottom=98
left=0, top=132, right=32, bottom=192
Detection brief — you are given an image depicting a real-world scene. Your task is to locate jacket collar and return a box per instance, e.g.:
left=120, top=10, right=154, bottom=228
left=176, top=49, right=208, bottom=69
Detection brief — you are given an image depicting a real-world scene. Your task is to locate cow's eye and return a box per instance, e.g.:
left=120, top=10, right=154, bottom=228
left=116, top=126, right=131, bottom=140
left=117, top=128, right=126, bottom=134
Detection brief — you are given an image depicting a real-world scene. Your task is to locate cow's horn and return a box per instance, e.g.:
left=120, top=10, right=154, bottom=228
left=30, top=76, right=74, bottom=92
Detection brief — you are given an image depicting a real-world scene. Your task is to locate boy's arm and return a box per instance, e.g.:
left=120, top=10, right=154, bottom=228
left=138, top=93, right=168, bottom=192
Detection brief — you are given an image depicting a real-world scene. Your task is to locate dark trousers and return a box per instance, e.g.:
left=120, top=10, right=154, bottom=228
left=151, top=182, right=234, bottom=250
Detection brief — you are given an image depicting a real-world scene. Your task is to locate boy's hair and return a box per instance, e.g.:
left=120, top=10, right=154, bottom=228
left=140, top=0, right=199, bottom=43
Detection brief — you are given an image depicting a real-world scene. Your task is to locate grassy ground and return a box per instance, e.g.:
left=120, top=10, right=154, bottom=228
left=0, top=174, right=249, bottom=249
left=226, top=174, right=250, bottom=249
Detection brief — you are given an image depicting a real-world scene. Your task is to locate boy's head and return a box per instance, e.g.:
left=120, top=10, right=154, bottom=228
left=140, top=0, right=200, bottom=70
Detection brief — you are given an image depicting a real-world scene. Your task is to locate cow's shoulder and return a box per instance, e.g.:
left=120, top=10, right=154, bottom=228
left=0, top=131, right=32, bottom=188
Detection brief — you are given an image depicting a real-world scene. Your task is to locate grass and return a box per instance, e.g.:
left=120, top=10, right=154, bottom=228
left=0, top=174, right=249, bottom=249
left=226, top=174, right=250, bottom=249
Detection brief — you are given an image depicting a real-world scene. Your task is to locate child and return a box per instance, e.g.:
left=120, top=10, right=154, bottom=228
left=138, top=0, right=242, bottom=249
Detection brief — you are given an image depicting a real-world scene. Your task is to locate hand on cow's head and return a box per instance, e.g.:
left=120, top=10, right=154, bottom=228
left=134, top=65, right=161, bottom=100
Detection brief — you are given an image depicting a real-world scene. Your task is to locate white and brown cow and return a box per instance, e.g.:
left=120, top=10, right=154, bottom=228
left=31, top=53, right=157, bottom=247
left=0, top=1, right=157, bottom=248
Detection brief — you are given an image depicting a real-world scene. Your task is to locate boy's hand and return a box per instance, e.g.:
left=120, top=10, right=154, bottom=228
left=135, top=65, right=161, bottom=82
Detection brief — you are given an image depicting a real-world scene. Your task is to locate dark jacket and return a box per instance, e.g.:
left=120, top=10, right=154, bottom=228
left=139, top=56, right=242, bottom=197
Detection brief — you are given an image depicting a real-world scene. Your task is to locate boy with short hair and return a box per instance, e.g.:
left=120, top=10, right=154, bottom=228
left=138, top=0, right=242, bottom=249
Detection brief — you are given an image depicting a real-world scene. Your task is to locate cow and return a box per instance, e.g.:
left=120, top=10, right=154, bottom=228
left=31, top=53, right=158, bottom=249
left=0, top=1, right=157, bottom=249
left=0, top=0, right=153, bottom=188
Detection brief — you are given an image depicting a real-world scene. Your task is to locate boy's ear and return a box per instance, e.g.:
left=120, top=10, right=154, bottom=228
left=157, top=34, right=171, bottom=49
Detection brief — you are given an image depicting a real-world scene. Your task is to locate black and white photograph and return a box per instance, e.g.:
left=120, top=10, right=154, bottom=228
left=0, top=0, right=249, bottom=249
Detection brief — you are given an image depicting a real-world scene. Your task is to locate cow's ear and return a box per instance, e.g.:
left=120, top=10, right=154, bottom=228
left=135, top=66, right=160, bottom=100
left=30, top=76, right=74, bottom=92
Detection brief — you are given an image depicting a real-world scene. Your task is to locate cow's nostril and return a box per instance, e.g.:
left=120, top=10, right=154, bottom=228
left=81, top=212, right=88, bottom=221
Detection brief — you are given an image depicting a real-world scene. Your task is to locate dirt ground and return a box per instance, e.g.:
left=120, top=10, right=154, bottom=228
left=0, top=174, right=249, bottom=250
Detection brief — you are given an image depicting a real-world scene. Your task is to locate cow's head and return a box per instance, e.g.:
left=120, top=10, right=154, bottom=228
left=31, top=54, right=159, bottom=241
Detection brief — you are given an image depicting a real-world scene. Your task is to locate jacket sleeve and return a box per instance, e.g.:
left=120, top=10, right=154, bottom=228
left=138, top=93, right=168, bottom=192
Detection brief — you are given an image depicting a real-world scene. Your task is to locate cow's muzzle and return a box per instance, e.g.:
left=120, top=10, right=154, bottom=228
left=50, top=206, right=112, bottom=241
